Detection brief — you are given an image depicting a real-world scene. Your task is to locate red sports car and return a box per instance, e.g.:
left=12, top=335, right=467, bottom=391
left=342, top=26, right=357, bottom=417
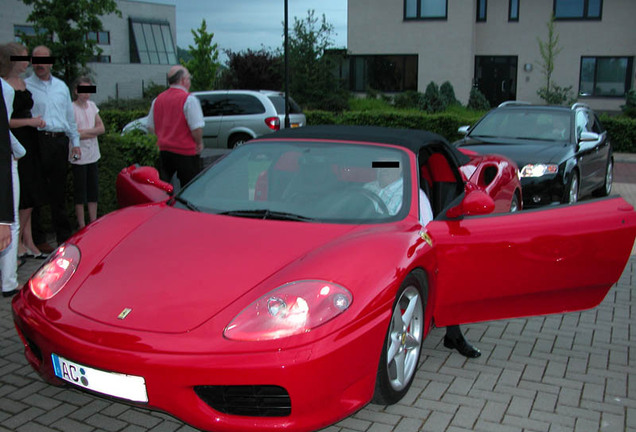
left=12, top=126, right=635, bottom=432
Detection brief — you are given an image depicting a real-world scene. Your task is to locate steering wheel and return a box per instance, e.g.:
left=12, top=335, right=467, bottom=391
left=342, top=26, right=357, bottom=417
left=360, top=188, right=390, bottom=215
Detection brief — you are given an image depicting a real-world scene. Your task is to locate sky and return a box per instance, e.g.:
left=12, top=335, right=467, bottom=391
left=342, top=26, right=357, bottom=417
left=140, top=0, right=348, bottom=58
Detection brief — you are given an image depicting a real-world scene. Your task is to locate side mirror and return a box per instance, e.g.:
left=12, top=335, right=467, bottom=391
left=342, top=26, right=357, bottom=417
left=131, top=166, right=174, bottom=194
left=446, top=190, right=495, bottom=219
left=578, top=131, right=601, bottom=152
left=458, top=125, right=470, bottom=135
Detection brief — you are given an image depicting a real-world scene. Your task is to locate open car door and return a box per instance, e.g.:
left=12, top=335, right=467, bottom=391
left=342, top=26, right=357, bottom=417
left=428, top=196, right=636, bottom=327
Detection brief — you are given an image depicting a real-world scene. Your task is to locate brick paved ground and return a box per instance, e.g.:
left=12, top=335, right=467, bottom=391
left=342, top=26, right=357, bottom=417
left=1, top=159, right=635, bottom=432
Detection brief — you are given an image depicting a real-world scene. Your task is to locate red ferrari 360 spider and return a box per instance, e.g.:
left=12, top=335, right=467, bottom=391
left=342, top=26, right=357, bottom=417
left=12, top=126, right=635, bottom=432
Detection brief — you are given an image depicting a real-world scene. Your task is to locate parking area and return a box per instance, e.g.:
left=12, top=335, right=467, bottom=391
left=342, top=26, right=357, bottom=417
left=1, top=157, right=635, bottom=432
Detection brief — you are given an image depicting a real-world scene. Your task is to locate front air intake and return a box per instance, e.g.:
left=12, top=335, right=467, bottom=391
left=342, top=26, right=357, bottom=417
left=194, top=385, right=291, bottom=417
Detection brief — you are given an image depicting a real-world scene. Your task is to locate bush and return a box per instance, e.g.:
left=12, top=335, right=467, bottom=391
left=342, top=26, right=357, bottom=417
left=621, top=89, right=636, bottom=118
left=305, top=110, right=338, bottom=125
left=422, top=81, right=446, bottom=113
left=440, top=81, right=460, bottom=107
left=393, top=91, right=424, bottom=110
left=100, top=109, right=148, bottom=133
left=537, top=84, right=575, bottom=106
left=467, top=87, right=491, bottom=111
left=600, top=114, right=636, bottom=153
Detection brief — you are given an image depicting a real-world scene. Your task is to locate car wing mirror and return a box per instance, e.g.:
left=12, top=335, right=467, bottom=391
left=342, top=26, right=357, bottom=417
left=458, top=125, right=470, bottom=135
left=578, top=131, right=601, bottom=151
left=131, top=166, right=174, bottom=195
left=446, top=190, right=495, bottom=219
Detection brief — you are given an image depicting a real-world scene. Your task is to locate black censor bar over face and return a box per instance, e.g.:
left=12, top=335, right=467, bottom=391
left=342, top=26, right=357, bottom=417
left=10, top=56, right=31, bottom=62
left=77, top=85, right=97, bottom=94
left=372, top=161, right=400, bottom=168
left=31, top=56, right=56, bottom=64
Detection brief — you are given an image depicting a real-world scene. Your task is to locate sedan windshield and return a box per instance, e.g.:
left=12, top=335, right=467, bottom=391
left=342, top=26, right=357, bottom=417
left=176, top=141, right=411, bottom=224
left=470, top=110, right=572, bottom=142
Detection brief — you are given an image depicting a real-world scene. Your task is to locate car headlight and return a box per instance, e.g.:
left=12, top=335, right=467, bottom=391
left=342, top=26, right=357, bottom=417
left=224, top=280, right=353, bottom=341
left=29, top=245, right=80, bottom=300
left=520, top=164, right=558, bottom=178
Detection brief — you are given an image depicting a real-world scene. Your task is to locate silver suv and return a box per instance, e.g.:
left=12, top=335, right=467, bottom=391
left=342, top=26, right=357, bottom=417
left=122, top=90, right=306, bottom=148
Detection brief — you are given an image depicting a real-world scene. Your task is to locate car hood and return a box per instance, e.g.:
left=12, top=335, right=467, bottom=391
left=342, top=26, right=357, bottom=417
left=455, top=136, right=571, bottom=168
left=68, top=206, right=357, bottom=334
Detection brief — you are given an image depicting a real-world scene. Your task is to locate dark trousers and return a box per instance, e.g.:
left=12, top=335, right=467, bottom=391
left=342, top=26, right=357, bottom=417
left=35, top=133, right=72, bottom=244
left=159, top=151, right=201, bottom=187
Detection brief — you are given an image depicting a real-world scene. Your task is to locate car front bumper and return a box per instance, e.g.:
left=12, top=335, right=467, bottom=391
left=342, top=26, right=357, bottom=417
left=520, top=175, right=565, bottom=208
left=12, top=289, right=387, bottom=432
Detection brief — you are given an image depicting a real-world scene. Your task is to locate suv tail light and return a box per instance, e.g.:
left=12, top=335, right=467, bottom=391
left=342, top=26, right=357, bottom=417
left=265, top=117, right=280, bottom=131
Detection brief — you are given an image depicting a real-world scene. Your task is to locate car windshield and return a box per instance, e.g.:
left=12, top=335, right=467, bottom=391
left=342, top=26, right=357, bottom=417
left=176, top=141, right=411, bottom=224
left=469, top=110, right=572, bottom=142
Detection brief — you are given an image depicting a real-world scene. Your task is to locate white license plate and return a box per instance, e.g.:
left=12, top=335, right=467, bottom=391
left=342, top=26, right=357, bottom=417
left=51, top=354, right=148, bottom=403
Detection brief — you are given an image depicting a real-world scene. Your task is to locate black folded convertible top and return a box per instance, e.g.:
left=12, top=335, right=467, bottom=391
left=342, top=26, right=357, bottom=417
left=263, top=125, right=470, bottom=165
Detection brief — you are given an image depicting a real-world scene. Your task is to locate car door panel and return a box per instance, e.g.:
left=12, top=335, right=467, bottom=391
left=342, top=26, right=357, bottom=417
left=197, top=93, right=226, bottom=148
left=429, top=196, right=636, bottom=326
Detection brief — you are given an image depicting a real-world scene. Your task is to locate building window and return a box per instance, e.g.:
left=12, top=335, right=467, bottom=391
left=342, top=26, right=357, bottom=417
left=14, top=24, right=50, bottom=42
left=477, top=0, right=487, bottom=22
left=129, top=18, right=177, bottom=65
left=89, top=55, right=111, bottom=63
left=87, top=31, right=110, bottom=45
left=554, top=0, right=602, bottom=20
left=509, top=0, right=519, bottom=21
left=579, top=56, right=633, bottom=97
left=404, top=0, right=447, bottom=20
left=346, top=55, right=418, bottom=92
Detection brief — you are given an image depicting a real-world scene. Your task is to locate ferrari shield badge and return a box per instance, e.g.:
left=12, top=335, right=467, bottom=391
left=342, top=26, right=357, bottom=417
left=420, top=231, right=433, bottom=247
left=117, top=308, right=133, bottom=320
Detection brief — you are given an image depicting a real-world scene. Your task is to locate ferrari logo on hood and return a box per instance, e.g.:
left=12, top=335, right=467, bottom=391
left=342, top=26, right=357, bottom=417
left=117, top=308, right=132, bottom=320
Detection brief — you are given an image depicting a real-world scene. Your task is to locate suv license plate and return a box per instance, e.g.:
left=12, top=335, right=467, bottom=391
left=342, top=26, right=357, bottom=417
left=51, top=354, right=148, bottom=402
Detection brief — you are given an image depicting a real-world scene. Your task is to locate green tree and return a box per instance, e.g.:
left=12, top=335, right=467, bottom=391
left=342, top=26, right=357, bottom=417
left=183, top=19, right=220, bottom=91
left=536, top=16, right=574, bottom=105
left=220, top=48, right=283, bottom=90
left=288, top=10, right=348, bottom=110
left=18, top=0, right=120, bottom=86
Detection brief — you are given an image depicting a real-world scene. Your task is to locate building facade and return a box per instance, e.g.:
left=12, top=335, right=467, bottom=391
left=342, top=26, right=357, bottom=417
left=347, top=0, right=636, bottom=111
left=1, top=0, right=177, bottom=103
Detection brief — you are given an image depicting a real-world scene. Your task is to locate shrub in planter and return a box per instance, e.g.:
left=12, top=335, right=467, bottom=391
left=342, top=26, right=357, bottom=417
left=440, top=81, right=460, bottom=107
left=468, top=87, right=491, bottom=111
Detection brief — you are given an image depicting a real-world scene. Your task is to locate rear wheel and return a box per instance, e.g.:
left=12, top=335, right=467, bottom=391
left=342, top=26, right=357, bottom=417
left=372, top=273, right=426, bottom=405
left=228, top=133, right=251, bottom=149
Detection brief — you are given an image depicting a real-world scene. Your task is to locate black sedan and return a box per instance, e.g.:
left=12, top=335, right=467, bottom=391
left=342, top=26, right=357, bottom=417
left=453, top=102, right=613, bottom=208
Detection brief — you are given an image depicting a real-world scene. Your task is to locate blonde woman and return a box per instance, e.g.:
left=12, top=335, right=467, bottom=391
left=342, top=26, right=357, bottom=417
left=1, top=42, right=47, bottom=259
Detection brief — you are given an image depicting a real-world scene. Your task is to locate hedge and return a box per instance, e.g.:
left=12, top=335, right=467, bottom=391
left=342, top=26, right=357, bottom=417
left=100, top=109, right=148, bottom=134
left=306, top=110, right=636, bottom=152
left=305, top=109, right=484, bottom=143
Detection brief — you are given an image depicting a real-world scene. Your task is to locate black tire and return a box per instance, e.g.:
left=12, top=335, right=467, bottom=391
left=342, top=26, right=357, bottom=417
left=510, top=193, right=520, bottom=212
left=564, top=171, right=579, bottom=204
left=227, top=133, right=251, bottom=149
left=372, top=273, right=426, bottom=405
left=592, top=157, right=613, bottom=197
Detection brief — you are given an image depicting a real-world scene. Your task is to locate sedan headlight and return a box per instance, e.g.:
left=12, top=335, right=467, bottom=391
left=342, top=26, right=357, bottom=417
left=29, top=245, right=80, bottom=300
left=224, top=280, right=352, bottom=341
left=520, top=164, right=558, bottom=178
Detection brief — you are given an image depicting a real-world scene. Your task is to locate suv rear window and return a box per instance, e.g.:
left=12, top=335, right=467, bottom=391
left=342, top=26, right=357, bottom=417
left=268, top=95, right=303, bottom=114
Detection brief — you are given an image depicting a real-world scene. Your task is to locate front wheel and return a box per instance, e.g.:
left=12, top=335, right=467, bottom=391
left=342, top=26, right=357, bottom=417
left=592, top=157, right=613, bottom=197
left=564, top=171, right=579, bottom=204
left=372, top=273, right=426, bottom=405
